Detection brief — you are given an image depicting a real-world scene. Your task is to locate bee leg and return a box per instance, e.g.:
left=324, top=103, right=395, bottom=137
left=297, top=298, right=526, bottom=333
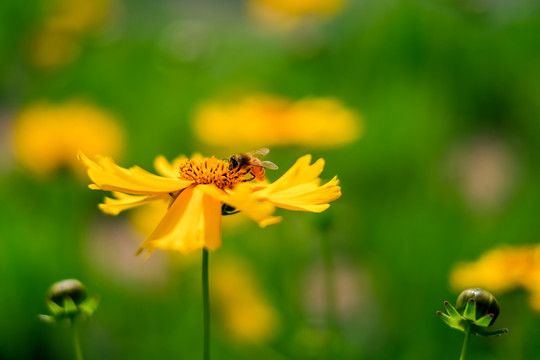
left=241, top=173, right=256, bottom=182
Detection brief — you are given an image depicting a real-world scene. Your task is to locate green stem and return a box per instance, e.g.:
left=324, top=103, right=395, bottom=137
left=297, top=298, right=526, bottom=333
left=460, top=325, right=471, bottom=360
left=202, top=248, right=210, bottom=360
left=72, top=322, right=84, bottom=360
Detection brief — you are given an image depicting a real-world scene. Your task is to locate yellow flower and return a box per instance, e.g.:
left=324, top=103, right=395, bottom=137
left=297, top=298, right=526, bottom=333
left=450, top=244, right=540, bottom=311
left=251, top=0, right=345, bottom=17
left=30, top=0, right=111, bottom=68
left=193, top=94, right=361, bottom=149
left=14, top=100, right=124, bottom=177
left=45, top=0, right=111, bottom=34
left=31, top=29, right=80, bottom=69
left=79, top=151, right=341, bottom=254
left=247, top=0, right=345, bottom=31
left=213, top=258, right=280, bottom=343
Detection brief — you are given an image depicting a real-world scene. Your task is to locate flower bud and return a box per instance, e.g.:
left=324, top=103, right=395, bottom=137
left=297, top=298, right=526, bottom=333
left=39, top=279, right=99, bottom=324
left=47, top=279, right=87, bottom=307
left=456, top=288, right=499, bottom=326
left=437, top=287, right=507, bottom=337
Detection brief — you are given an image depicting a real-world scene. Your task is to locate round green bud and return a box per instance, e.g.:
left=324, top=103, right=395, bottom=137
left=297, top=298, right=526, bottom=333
left=456, top=288, right=500, bottom=326
left=47, top=279, right=87, bottom=307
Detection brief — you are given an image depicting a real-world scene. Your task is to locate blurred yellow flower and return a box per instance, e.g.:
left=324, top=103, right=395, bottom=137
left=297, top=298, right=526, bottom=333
left=79, top=151, right=341, bottom=254
left=450, top=244, right=540, bottom=311
left=31, top=29, right=80, bottom=69
left=247, top=0, right=345, bottom=31
left=213, top=258, right=280, bottom=343
left=193, top=94, right=361, bottom=149
left=14, top=101, right=124, bottom=177
left=252, top=0, right=345, bottom=17
left=30, top=0, right=111, bottom=68
left=46, top=0, right=111, bottom=34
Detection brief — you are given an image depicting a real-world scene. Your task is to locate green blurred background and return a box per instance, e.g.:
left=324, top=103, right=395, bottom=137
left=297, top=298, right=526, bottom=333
left=2, top=0, right=540, bottom=359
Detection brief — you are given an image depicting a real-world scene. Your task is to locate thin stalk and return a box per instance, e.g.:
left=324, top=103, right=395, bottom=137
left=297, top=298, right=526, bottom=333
left=202, top=248, right=210, bottom=360
left=460, top=325, right=471, bottom=360
left=72, top=322, right=83, bottom=360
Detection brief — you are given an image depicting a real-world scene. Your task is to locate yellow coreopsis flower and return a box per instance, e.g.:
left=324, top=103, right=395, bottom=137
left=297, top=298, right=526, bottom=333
left=30, top=0, right=111, bottom=68
left=46, top=0, right=111, bottom=34
left=252, top=0, right=345, bottom=17
left=31, top=29, right=80, bottom=69
left=247, top=0, right=345, bottom=31
left=450, top=244, right=540, bottom=311
left=79, top=151, right=341, bottom=254
left=213, top=258, right=280, bottom=343
left=193, top=94, right=361, bottom=149
left=14, top=101, right=124, bottom=177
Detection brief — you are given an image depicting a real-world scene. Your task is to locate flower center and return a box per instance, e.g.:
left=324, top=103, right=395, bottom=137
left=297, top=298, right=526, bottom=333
left=178, top=157, right=248, bottom=189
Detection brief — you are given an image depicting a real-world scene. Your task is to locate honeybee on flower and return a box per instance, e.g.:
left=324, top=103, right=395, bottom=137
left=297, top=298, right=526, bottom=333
left=228, top=148, right=278, bottom=182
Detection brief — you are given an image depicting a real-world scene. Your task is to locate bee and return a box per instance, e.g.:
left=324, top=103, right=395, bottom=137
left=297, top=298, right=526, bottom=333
left=228, top=148, right=278, bottom=181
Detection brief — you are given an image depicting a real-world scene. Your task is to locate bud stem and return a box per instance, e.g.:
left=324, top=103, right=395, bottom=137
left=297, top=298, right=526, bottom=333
left=202, top=248, right=210, bottom=360
left=460, top=325, right=471, bottom=360
left=72, top=323, right=84, bottom=360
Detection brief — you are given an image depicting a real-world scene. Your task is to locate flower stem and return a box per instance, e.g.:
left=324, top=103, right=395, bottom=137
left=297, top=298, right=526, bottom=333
left=460, top=325, right=471, bottom=360
left=202, top=248, right=210, bottom=360
left=72, top=322, right=84, bottom=360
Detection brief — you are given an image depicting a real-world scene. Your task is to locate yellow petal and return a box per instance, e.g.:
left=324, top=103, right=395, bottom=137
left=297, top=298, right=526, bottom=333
left=137, top=186, right=222, bottom=254
left=153, top=154, right=187, bottom=178
left=79, top=151, right=192, bottom=195
left=252, top=156, right=341, bottom=212
left=259, top=216, right=282, bottom=227
left=261, top=155, right=320, bottom=193
left=261, top=177, right=341, bottom=212
left=99, top=192, right=168, bottom=215
left=198, top=184, right=281, bottom=227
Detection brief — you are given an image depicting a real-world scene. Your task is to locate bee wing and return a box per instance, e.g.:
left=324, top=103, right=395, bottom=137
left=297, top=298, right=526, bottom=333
left=261, top=160, right=278, bottom=170
left=249, top=148, right=270, bottom=156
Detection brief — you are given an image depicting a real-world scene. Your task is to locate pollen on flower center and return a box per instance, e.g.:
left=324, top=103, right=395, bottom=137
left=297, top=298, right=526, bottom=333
left=178, top=157, right=247, bottom=189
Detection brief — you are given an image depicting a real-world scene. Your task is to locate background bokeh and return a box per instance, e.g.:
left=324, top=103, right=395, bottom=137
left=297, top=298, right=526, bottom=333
left=2, top=0, right=540, bottom=359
